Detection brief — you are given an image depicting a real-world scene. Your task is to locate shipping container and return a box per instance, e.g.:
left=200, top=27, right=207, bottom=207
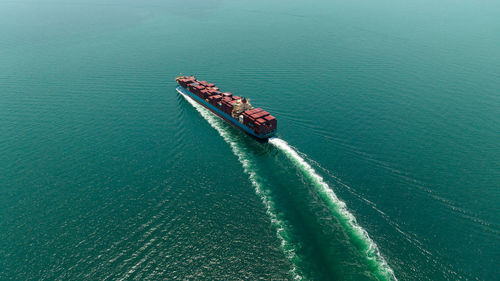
left=249, top=108, right=264, bottom=115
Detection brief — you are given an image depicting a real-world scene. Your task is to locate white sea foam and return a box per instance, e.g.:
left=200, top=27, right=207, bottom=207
left=268, top=137, right=397, bottom=281
left=178, top=89, right=302, bottom=280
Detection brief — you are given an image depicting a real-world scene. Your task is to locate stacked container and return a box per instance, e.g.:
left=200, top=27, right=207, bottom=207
left=221, top=100, right=233, bottom=114
left=241, top=108, right=277, bottom=134
left=208, top=95, right=222, bottom=106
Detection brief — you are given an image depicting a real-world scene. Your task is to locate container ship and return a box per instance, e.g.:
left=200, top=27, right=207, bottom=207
left=176, top=75, right=277, bottom=140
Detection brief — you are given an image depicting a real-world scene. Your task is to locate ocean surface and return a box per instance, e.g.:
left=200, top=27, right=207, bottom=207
left=1, top=0, right=499, bottom=280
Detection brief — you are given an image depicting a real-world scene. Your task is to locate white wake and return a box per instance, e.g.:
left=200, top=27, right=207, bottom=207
left=268, top=137, right=397, bottom=281
left=178, top=89, right=302, bottom=280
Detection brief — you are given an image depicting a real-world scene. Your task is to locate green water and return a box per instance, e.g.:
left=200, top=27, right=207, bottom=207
left=1, top=0, right=499, bottom=280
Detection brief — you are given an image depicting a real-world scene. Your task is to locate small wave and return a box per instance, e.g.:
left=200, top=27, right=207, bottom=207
left=310, top=131, right=499, bottom=235
left=268, top=137, right=397, bottom=281
left=304, top=155, right=442, bottom=260
left=178, top=88, right=302, bottom=280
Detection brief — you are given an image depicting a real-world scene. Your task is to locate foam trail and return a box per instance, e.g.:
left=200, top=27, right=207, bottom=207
left=178, top=89, right=302, bottom=280
left=269, top=137, right=397, bottom=281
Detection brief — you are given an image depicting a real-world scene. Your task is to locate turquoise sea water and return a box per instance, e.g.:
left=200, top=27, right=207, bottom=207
left=1, top=0, right=499, bottom=280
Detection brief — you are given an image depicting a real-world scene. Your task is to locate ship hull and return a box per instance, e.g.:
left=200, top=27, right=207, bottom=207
left=176, top=86, right=276, bottom=140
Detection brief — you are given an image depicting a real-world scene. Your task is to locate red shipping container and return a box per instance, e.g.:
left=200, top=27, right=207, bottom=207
left=257, top=118, right=266, bottom=124
left=252, top=111, right=269, bottom=119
